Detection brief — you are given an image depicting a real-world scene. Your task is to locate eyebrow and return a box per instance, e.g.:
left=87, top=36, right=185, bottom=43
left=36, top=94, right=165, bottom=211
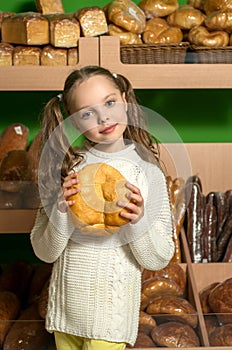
left=76, top=93, right=117, bottom=112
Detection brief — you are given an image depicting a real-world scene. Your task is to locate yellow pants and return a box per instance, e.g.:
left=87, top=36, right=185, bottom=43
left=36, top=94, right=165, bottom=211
left=54, top=332, right=127, bottom=350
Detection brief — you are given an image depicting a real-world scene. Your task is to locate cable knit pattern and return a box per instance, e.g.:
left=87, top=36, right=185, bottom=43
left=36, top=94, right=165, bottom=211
left=30, top=144, right=174, bottom=346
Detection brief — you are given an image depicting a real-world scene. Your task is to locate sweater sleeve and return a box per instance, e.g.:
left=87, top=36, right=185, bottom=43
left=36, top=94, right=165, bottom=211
left=128, top=163, right=175, bottom=271
left=30, top=205, right=75, bottom=263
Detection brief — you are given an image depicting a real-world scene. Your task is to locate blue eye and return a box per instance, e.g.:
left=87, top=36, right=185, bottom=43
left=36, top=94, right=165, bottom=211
left=80, top=110, right=93, bottom=120
left=106, top=100, right=115, bottom=107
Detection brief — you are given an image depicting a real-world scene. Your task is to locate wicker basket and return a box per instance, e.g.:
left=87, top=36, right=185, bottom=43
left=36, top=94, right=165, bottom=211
left=188, top=45, right=232, bottom=64
left=120, top=42, right=189, bottom=64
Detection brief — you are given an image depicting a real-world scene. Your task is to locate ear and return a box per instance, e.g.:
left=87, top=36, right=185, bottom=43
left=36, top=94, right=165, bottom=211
left=122, top=92, right=128, bottom=111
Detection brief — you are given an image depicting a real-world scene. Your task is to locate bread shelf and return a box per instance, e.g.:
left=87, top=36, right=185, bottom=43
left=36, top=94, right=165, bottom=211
left=100, top=36, right=232, bottom=89
left=0, top=37, right=99, bottom=91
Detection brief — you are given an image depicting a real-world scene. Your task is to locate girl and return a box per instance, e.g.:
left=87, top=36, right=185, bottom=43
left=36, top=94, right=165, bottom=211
left=30, top=66, right=174, bottom=350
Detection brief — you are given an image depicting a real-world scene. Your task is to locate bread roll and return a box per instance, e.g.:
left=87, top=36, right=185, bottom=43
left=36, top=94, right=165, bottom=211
left=75, top=6, right=108, bottom=37
left=138, top=311, right=157, bottom=335
left=208, top=277, right=232, bottom=324
left=151, top=321, right=200, bottom=347
left=107, top=0, right=146, bottom=34
left=41, top=45, right=67, bottom=66
left=108, top=24, right=143, bottom=44
left=36, top=0, right=64, bottom=14
left=13, top=46, right=41, bottom=66
left=142, top=17, right=183, bottom=43
left=167, top=5, right=206, bottom=30
left=187, top=0, right=205, bottom=10
left=205, top=9, right=232, bottom=32
left=146, top=295, right=198, bottom=328
left=188, top=25, right=230, bottom=46
left=47, top=14, right=80, bottom=48
left=209, top=324, right=232, bottom=346
left=0, top=123, right=28, bottom=163
left=142, top=276, right=183, bottom=300
left=0, top=43, right=13, bottom=66
left=69, top=163, right=131, bottom=235
left=1, top=12, right=49, bottom=45
left=204, top=0, right=232, bottom=14
left=139, top=0, right=179, bottom=18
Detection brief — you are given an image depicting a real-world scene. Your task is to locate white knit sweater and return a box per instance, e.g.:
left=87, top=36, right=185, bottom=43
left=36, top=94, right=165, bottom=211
left=30, top=144, right=174, bottom=346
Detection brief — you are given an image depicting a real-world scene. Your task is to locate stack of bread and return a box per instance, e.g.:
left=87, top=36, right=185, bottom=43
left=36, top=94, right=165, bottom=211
left=0, top=123, right=41, bottom=209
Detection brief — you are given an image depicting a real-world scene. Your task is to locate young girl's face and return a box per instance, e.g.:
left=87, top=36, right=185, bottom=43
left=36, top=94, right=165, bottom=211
left=68, top=75, right=128, bottom=152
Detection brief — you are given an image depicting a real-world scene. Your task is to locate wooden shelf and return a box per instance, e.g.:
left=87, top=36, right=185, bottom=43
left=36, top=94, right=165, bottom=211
left=100, top=36, right=232, bottom=89
left=0, top=37, right=99, bottom=91
left=0, top=209, right=37, bottom=233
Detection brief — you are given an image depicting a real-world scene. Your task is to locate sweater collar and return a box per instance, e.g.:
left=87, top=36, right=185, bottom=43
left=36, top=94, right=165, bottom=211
left=86, top=143, right=135, bottom=159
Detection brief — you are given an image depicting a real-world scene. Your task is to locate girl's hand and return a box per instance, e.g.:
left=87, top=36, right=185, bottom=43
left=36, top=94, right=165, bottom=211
left=117, top=182, right=144, bottom=224
left=58, top=172, right=79, bottom=213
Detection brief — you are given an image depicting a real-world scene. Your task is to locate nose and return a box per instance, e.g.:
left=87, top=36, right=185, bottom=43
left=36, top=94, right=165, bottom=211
left=96, top=105, right=110, bottom=124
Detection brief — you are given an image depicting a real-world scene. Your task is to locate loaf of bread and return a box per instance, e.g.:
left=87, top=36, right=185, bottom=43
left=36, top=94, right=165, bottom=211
left=208, top=277, right=232, bottom=324
left=108, top=24, right=143, bottom=44
left=36, top=0, right=64, bottom=14
left=1, top=12, right=49, bottom=45
left=47, top=14, right=80, bottom=48
left=41, top=45, right=67, bottom=66
left=0, top=12, right=15, bottom=30
left=205, top=9, right=232, bottom=32
left=75, top=6, right=108, bottom=37
left=209, top=324, right=232, bottom=346
left=68, top=48, right=78, bottom=65
left=146, top=295, right=198, bottom=328
left=139, top=0, right=179, bottom=18
left=142, top=276, right=183, bottom=301
left=0, top=123, right=28, bottom=163
left=13, top=46, right=41, bottom=66
left=69, top=163, right=131, bottom=235
left=0, top=43, right=13, bottom=66
left=188, top=25, right=230, bottom=46
left=138, top=311, right=157, bottom=335
left=143, top=25, right=183, bottom=44
left=107, top=0, right=146, bottom=34
left=167, top=5, right=206, bottom=30
left=0, top=291, right=20, bottom=346
left=151, top=321, right=200, bottom=347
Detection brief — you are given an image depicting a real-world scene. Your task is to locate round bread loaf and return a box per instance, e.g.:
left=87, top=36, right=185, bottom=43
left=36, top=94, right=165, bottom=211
left=139, top=311, right=157, bottom=335
left=69, top=163, right=131, bottom=235
left=209, top=324, right=232, bottom=346
left=208, top=277, right=232, bottom=324
left=151, top=321, right=200, bottom=347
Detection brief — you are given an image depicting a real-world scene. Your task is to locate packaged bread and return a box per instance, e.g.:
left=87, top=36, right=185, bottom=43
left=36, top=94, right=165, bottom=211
left=108, top=24, right=143, bottom=44
left=13, top=46, right=41, bottom=66
left=167, top=5, right=206, bottom=30
left=151, top=321, right=200, bottom=347
left=0, top=123, right=28, bottom=163
left=1, top=12, right=49, bottom=45
left=68, top=48, right=78, bottom=65
left=138, top=0, right=179, bottom=18
left=204, top=0, right=232, bottom=14
left=0, top=43, right=13, bottom=66
left=41, top=45, right=67, bottom=66
left=188, top=25, right=229, bottom=46
left=146, top=295, right=198, bottom=328
left=36, top=0, right=64, bottom=14
left=209, top=324, right=232, bottom=346
left=75, top=6, right=108, bottom=37
left=46, top=14, right=80, bottom=48
left=107, top=0, right=146, bottom=34
left=69, top=163, right=131, bottom=235
left=205, top=9, right=232, bottom=32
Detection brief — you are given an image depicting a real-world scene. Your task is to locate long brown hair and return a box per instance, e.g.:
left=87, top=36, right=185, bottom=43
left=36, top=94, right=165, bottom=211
left=38, top=66, right=160, bottom=206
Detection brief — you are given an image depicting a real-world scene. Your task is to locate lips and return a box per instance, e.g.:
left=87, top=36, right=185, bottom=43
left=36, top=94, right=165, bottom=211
left=100, top=124, right=117, bottom=134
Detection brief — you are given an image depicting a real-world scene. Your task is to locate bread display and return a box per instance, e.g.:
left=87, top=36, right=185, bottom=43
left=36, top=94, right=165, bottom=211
left=35, top=0, right=64, bottom=15
left=47, top=14, right=80, bottom=48
left=0, top=43, right=13, bottom=66
left=41, top=45, right=67, bottom=65
left=69, top=163, right=131, bottom=234
left=1, top=12, right=49, bottom=45
left=108, top=24, right=143, bottom=44
left=167, top=5, right=206, bottom=30
left=13, top=46, right=41, bottom=66
left=150, top=321, right=200, bottom=347
left=107, top=0, right=146, bottom=34
left=75, top=6, right=108, bottom=37
left=139, top=0, right=179, bottom=18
